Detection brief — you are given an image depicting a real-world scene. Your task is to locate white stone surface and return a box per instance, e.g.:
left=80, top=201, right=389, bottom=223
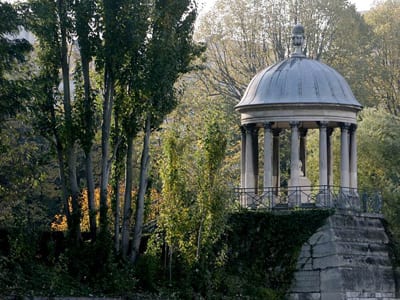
left=288, top=212, right=397, bottom=300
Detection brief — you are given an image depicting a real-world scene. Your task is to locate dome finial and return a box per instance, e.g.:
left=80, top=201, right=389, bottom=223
left=292, top=24, right=305, bottom=57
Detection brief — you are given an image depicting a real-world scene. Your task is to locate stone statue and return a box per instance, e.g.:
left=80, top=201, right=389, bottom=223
left=299, top=160, right=304, bottom=177
left=292, top=24, right=305, bottom=55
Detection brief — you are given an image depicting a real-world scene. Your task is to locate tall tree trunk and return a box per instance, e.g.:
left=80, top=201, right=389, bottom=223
left=121, top=134, right=134, bottom=259
left=99, top=69, right=114, bottom=232
left=58, top=0, right=81, bottom=243
left=50, top=100, right=71, bottom=227
left=113, top=171, right=121, bottom=253
left=56, top=135, right=71, bottom=227
left=85, top=152, right=96, bottom=239
left=112, top=109, right=123, bottom=254
left=67, top=145, right=81, bottom=244
left=130, top=114, right=151, bottom=263
left=81, top=52, right=97, bottom=240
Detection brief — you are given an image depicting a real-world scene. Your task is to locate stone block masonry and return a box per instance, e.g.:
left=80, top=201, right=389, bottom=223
left=288, top=212, right=399, bottom=300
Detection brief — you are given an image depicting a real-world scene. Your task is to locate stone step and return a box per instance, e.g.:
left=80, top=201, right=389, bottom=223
left=297, top=254, right=392, bottom=270
left=299, top=241, right=390, bottom=259
left=346, top=291, right=396, bottom=299
left=327, top=214, right=384, bottom=229
left=340, top=266, right=396, bottom=292
left=291, top=270, right=320, bottom=293
left=309, top=227, right=389, bottom=244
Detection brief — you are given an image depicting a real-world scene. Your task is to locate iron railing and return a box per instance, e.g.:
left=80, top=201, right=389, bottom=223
left=234, top=186, right=382, bottom=214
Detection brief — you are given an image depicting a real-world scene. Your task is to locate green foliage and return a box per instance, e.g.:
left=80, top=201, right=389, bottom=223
left=357, top=107, right=400, bottom=192
left=0, top=228, right=139, bottom=297
left=142, top=210, right=331, bottom=298
left=207, top=210, right=332, bottom=298
left=364, top=1, right=400, bottom=114
left=0, top=2, right=32, bottom=122
left=157, top=116, right=229, bottom=267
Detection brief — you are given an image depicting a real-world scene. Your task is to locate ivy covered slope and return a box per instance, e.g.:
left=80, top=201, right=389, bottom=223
left=137, top=209, right=332, bottom=299
left=204, top=210, right=332, bottom=299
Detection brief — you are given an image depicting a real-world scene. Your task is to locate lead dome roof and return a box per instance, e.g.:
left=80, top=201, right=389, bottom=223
left=235, top=56, right=362, bottom=108
left=235, top=23, right=361, bottom=111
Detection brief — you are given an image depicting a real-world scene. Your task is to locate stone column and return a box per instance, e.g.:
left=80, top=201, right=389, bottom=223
left=289, top=122, right=300, bottom=207
left=300, top=129, right=308, bottom=177
left=327, top=128, right=334, bottom=187
left=272, top=129, right=281, bottom=194
left=244, top=124, right=257, bottom=192
left=317, top=122, right=329, bottom=207
left=263, top=122, right=273, bottom=190
left=319, top=122, right=328, bottom=189
left=263, top=123, right=273, bottom=207
left=350, top=124, right=358, bottom=190
left=290, top=122, right=301, bottom=187
left=252, top=126, right=259, bottom=192
left=340, top=123, right=350, bottom=192
left=240, top=126, right=246, bottom=190
left=244, top=124, right=257, bottom=207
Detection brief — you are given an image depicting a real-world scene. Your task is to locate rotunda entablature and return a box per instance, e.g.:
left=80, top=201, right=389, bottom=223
left=237, top=103, right=359, bottom=129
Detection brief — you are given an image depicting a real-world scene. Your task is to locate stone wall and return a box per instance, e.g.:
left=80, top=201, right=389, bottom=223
left=289, top=211, right=399, bottom=300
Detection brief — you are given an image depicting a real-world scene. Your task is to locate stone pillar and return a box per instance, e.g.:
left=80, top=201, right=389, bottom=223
left=289, top=122, right=300, bottom=207
left=252, top=125, right=259, bottom=193
left=240, top=126, right=246, bottom=190
left=272, top=129, right=281, bottom=194
left=263, top=123, right=273, bottom=207
left=340, top=123, right=350, bottom=193
left=327, top=128, right=334, bottom=187
left=244, top=124, right=258, bottom=207
left=290, top=122, right=301, bottom=187
left=300, top=129, right=308, bottom=177
left=350, top=124, right=358, bottom=190
left=318, top=122, right=329, bottom=207
left=263, top=122, right=273, bottom=190
left=244, top=124, right=257, bottom=192
left=319, top=122, right=328, bottom=189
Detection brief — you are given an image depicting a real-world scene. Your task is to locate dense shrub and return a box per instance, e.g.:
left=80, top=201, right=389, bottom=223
left=0, top=210, right=331, bottom=299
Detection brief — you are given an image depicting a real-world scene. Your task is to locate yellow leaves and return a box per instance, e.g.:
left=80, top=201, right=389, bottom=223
left=51, top=214, right=68, bottom=231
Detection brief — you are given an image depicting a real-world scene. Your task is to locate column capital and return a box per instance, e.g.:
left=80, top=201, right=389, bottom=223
left=340, top=122, right=351, bottom=131
left=289, top=121, right=300, bottom=128
left=240, top=125, right=246, bottom=134
left=263, top=122, right=274, bottom=130
left=350, top=123, right=358, bottom=132
left=243, top=123, right=257, bottom=133
left=318, top=121, right=329, bottom=128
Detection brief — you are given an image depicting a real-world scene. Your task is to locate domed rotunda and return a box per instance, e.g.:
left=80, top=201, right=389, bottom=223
left=235, top=24, right=362, bottom=209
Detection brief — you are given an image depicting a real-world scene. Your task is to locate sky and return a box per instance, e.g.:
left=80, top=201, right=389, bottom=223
left=5, top=0, right=376, bottom=12
left=200, top=0, right=376, bottom=13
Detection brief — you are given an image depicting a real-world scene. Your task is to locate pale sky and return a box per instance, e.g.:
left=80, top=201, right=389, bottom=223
left=5, top=0, right=376, bottom=12
left=200, top=0, right=376, bottom=13
left=350, top=0, right=376, bottom=11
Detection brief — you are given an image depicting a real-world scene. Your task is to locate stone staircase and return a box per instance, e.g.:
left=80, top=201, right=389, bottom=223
left=289, top=212, right=399, bottom=300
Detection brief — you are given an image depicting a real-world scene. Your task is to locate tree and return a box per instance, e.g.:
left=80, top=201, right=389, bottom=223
left=112, top=0, right=151, bottom=258
left=74, top=0, right=101, bottom=239
left=129, top=0, right=204, bottom=263
left=196, top=0, right=368, bottom=104
left=26, top=0, right=83, bottom=244
left=364, top=0, right=400, bottom=114
left=155, top=110, right=229, bottom=284
left=193, top=118, right=228, bottom=260
left=0, top=2, right=32, bottom=123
